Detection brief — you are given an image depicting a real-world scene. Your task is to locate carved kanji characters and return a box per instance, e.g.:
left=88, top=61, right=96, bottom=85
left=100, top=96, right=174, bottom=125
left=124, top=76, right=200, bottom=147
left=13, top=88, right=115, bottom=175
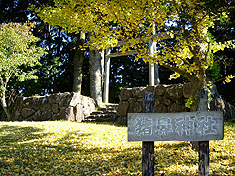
left=155, top=117, right=173, bottom=136
left=175, top=116, right=194, bottom=136
left=196, top=116, right=217, bottom=135
left=135, top=117, right=153, bottom=136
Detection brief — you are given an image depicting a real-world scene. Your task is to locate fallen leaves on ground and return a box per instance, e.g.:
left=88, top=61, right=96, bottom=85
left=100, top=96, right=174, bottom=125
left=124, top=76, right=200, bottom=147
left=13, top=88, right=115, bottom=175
left=0, top=121, right=234, bottom=175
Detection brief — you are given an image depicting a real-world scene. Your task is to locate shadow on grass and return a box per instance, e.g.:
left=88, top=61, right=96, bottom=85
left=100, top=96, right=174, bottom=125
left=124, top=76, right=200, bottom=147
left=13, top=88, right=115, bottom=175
left=0, top=125, right=42, bottom=170
left=0, top=122, right=234, bottom=175
left=0, top=125, right=50, bottom=143
left=0, top=124, right=94, bottom=175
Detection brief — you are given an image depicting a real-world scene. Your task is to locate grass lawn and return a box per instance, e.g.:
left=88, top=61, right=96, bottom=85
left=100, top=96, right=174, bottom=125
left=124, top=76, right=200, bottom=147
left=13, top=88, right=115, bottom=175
left=0, top=121, right=234, bottom=175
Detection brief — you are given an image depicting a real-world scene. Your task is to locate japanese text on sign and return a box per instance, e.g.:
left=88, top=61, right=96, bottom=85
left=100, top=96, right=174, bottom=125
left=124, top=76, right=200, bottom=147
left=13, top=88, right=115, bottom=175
left=128, top=111, right=223, bottom=141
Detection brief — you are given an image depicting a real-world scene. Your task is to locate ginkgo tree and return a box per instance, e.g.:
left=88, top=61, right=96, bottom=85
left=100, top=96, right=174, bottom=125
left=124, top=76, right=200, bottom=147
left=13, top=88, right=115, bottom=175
left=0, top=22, right=46, bottom=120
left=33, top=0, right=234, bottom=110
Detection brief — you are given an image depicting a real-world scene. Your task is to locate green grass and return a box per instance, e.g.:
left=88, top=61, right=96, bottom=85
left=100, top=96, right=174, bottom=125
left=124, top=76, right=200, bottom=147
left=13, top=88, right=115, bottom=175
left=0, top=121, right=234, bottom=175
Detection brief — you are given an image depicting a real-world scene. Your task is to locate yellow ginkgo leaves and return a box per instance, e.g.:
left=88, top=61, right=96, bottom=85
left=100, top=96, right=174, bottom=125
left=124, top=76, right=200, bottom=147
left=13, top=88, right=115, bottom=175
left=0, top=121, right=235, bottom=175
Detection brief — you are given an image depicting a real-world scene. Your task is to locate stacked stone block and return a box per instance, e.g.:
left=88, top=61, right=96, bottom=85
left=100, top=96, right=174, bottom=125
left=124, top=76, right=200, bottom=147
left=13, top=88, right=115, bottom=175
left=116, top=83, right=235, bottom=125
left=13, top=92, right=96, bottom=122
left=117, top=83, right=192, bottom=125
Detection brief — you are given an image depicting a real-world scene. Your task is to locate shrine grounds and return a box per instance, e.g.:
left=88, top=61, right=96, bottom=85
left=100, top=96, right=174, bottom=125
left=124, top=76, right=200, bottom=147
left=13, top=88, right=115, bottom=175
left=0, top=121, right=234, bottom=175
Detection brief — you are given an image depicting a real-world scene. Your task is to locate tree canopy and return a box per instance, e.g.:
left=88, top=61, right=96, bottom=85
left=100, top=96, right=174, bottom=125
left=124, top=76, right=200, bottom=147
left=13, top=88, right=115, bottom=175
left=34, top=0, right=235, bottom=108
left=0, top=22, right=46, bottom=119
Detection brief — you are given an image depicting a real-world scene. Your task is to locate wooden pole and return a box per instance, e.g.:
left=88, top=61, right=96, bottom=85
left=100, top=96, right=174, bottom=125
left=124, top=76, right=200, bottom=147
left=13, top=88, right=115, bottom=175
left=199, top=141, right=209, bottom=176
left=149, top=15, right=155, bottom=87
left=149, top=38, right=155, bottom=86
left=149, top=63, right=155, bottom=86
left=103, top=48, right=111, bottom=103
left=142, top=91, right=155, bottom=176
left=142, top=142, right=155, bottom=176
left=199, top=88, right=210, bottom=176
left=154, top=63, right=160, bottom=85
left=149, top=13, right=159, bottom=86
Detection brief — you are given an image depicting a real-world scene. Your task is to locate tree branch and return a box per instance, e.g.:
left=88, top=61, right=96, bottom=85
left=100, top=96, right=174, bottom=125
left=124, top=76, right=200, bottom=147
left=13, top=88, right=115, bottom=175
left=162, top=62, right=196, bottom=82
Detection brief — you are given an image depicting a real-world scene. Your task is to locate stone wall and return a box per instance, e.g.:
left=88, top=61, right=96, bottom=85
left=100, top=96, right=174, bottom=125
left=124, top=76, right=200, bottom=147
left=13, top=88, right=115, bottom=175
left=13, top=92, right=96, bottom=122
left=116, top=83, right=235, bottom=125
left=117, top=83, right=192, bottom=125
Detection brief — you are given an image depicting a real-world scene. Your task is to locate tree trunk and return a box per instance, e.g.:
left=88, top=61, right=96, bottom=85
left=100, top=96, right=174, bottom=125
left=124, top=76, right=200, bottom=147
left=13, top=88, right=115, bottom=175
left=0, top=110, right=6, bottom=121
left=73, top=32, right=86, bottom=94
left=0, top=91, right=11, bottom=120
left=89, top=49, right=104, bottom=106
